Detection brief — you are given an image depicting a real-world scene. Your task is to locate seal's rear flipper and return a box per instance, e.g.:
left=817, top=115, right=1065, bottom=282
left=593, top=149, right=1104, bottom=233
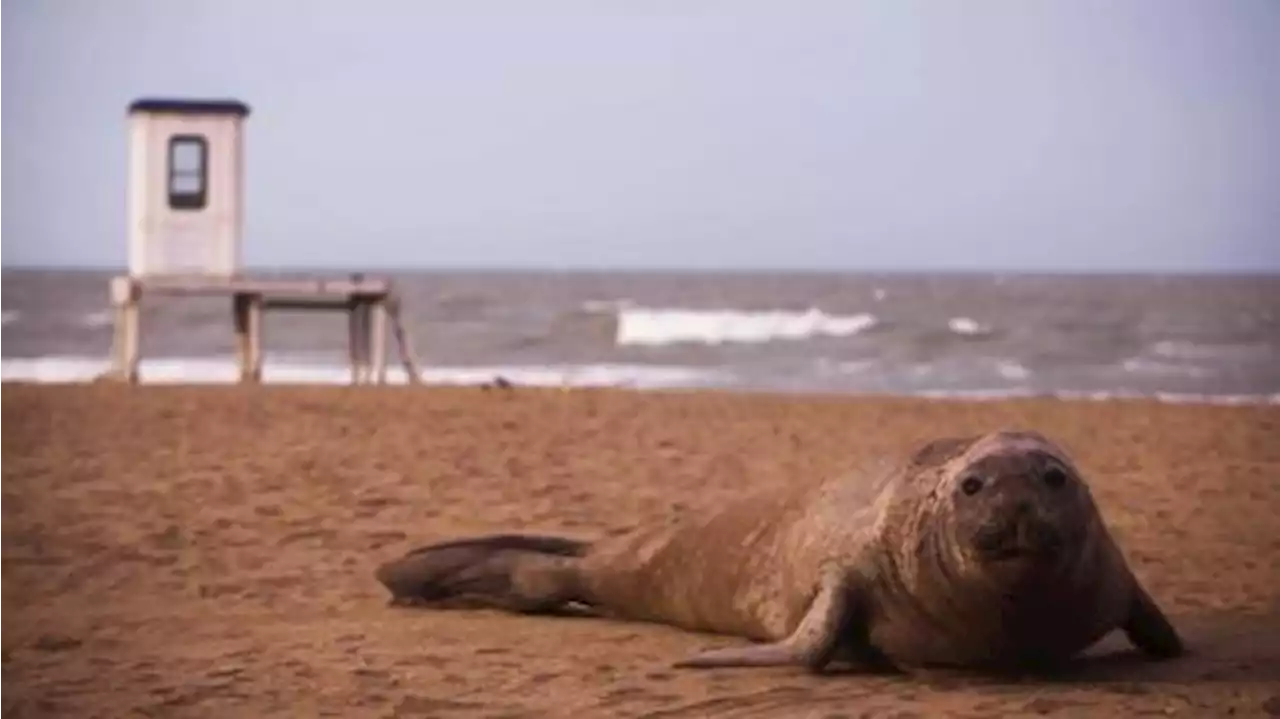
left=1121, top=582, right=1185, bottom=659
left=375, top=533, right=592, bottom=614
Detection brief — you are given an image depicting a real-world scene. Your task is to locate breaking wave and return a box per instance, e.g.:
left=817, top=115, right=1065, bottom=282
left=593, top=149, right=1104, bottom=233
left=614, top=307, right=879, bottom=346
left=947, top=316, right=993, bottom=337
left=598, top=304, right=1000, bottom=347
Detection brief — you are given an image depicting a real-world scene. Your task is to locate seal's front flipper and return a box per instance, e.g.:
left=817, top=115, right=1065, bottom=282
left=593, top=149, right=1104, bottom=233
left=672, top=642, right=806, bottom=668
left=1121, top=581, right=1184, bottom=659
left=673, top=570, right=858, bottom=673
left=374, top=533, right=592, bottom=614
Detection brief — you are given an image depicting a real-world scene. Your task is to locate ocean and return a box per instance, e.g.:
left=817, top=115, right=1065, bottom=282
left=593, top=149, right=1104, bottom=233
left=2, top=269, right=1278, bottom=404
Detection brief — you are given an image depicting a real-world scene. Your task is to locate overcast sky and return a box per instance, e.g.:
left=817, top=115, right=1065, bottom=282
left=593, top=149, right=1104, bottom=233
left=3, top=0, right=1278, bottom=272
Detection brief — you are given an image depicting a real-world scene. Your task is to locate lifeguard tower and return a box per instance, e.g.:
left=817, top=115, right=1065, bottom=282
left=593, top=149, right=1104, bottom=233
left=106, top=97, right=422, bottom=384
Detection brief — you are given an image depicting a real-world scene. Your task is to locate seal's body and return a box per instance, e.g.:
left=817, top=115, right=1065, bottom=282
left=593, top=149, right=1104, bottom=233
left=375, top=430, right=1183, bottom=673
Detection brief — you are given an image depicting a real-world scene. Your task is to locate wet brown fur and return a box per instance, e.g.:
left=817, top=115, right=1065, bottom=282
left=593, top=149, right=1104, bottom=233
left=374, top=429, right=1184, bottom=674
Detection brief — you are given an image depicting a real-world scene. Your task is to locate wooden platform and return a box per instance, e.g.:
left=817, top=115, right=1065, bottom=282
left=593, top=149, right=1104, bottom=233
left=104, top=274, right=424, bottom=385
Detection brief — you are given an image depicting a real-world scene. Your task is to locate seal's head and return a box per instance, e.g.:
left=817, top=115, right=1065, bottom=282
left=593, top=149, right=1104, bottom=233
left=936, top=431, right=1098, bottom=576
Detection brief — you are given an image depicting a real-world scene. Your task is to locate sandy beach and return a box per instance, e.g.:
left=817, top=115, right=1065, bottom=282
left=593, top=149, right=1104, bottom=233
left=3, top=383, right=1278, bottom=718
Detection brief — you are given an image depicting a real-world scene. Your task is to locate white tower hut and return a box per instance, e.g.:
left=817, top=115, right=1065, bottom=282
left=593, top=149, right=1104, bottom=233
left=126, top=98, right=250, bottom=277
left=107, top=97, right=422, bottom=386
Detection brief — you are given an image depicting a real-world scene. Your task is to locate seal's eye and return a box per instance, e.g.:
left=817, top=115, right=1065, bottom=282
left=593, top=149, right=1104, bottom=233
left=960, top=475, right=984, bottom=496
left=1043, top=466, right=1068, bottom=489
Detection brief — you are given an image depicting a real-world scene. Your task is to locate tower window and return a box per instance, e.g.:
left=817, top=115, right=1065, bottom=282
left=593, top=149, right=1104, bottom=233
left=167, top=134, right=208, bottom=210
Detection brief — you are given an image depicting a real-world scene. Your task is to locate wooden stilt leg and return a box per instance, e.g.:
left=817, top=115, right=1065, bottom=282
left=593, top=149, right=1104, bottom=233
left=388, top=297, right=423, bottom=384
left=247, top=294, right=264, bottom=383
left=107, top=277, right=129, bottom=381
left=371, top=299, right=388, bottom=385
left=109, top=276, right=142, bottom=385
left=109, top=314, right=122, bottom=373
left=122, top=297, right=141, bottom=384
left=234, top=293, right=253, bottom=384
left=359, top=301, right=373, bottom=384
left=348, top=301, right=364, bottom=385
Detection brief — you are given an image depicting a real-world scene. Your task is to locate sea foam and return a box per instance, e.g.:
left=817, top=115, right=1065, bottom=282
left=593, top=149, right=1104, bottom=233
left=0, top=355, right=730, bottom=389
left=3, top=354, right=1275, bottom=405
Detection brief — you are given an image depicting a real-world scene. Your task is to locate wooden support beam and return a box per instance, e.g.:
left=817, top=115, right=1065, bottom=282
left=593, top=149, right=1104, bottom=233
left=127, top=274, right=394, bottom=298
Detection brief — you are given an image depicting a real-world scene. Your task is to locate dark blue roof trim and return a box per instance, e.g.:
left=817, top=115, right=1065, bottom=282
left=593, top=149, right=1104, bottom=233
left=128, top=98, right=251, bottom=117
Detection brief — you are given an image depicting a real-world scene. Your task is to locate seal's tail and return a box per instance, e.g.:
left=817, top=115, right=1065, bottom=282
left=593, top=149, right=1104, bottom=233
left=374, top=533, right=594, bottom=614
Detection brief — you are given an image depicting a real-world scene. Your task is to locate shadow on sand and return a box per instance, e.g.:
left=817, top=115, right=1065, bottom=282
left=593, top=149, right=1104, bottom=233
left=835, top=610, right=1280, bottom=689
left=389, top=598, right=1280, bottom=687
left=1047, top=610, right=1280, bottom=685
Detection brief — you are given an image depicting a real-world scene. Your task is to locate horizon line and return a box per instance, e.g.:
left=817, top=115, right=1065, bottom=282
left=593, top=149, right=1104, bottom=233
left=2, top=262, right=1279, bottom=278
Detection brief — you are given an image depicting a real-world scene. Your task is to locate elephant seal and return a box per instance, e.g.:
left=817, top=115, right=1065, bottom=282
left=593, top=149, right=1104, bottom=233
left=374, top=429, right=1184, bottom=673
